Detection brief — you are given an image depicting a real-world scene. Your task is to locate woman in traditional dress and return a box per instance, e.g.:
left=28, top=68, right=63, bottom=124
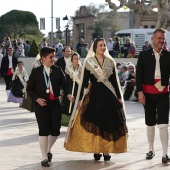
left=21, top=54, right=42, bottom=111
left=64, top=38, right=128, bottom=161
left=63, top=52, right=82, bottom=115
left=8, top=61, right=28, bottom=104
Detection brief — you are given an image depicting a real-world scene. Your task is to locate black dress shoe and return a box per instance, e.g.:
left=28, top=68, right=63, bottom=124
left=94, top=154, right=102, bottom=161
left=146, top=151, right=155, bottom=160
left=41, top=159, right=50, bottom=167
left=162, top=155, right=170, bottom=163
left=103, top=154, right=111, bottom=161
left=47, top=152, right=53, bottom=162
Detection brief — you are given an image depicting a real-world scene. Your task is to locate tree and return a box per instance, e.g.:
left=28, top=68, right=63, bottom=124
left=95, top=10, right=119, bottom=37
left=28, top=39, right=39, bottom=57
left=105, top=0, right=170, bottom=29
left=0, top=10, right=43, bottom=42
left=80, top=3, right=119, bottom=37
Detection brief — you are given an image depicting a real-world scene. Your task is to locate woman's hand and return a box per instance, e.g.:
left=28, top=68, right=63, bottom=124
left=131, top=73, right=136, bottom=77
left=77, top=100, right=82, bottom=109
left=118, top=99, right=123, bottom=107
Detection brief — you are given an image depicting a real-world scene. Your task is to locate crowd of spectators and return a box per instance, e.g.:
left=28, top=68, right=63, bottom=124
left=117, top=62, right=138, bottom=102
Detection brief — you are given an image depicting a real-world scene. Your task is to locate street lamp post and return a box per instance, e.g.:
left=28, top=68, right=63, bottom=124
left=63, top=15, right=69, bottom=46
left=65, top=24, right=69, bottom=46
left=51, top=0, right=53, bottom=47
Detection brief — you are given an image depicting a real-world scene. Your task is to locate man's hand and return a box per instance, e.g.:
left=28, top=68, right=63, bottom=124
left=138, top=92, right=145, bottom=105
left=67, top=94, right=75, bottom=102
left=36, top=98, right=47, bottom=106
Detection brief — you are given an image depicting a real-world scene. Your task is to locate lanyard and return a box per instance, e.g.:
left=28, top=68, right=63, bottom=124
left=43, top=67, right=50, bottom=89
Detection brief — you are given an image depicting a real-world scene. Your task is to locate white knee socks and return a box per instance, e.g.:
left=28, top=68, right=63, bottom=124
left=146, top=126, right=155, bottom=152
left=158, top=125, right=169, bottom=157
left=39, top=136, right=48, bottom=160
left=39, top=136, right=58, bottom=160
left=47, top=136, right=58, bottom=153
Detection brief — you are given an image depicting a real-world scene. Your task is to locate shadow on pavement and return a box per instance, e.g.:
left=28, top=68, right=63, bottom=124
left=0, top=131, right=66, bottom=147
left=0, top=134, right=38, bottom=147
left=0, top=118, right=36, bottom=131
left=14, top=160, right=115, bottom=170
left=15, top=158, right=169, bottom=170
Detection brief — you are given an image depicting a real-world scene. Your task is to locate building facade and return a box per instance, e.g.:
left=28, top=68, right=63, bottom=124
left=72, top=6, right=95, bottom=49
left=117, top=11, right=158, bottom=30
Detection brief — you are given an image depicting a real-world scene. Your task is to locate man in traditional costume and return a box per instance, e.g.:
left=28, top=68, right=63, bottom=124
left=1, top=44, right=18, bottom=98
left=136, top=28, right=170, bottom=163
left=55, top=46, right=71, bottom=74
left=27, top=47, right=73, bottom=167
left=55, top=46, right=72, bottom=110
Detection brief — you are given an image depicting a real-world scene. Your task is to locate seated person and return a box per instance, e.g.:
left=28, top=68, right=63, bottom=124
left=120, top=65, right=129, bottom=86
left=123, top=64, right=136, bottom=100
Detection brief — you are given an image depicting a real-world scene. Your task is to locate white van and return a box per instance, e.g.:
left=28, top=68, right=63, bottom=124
left=115, top=28, right=170, bottom=57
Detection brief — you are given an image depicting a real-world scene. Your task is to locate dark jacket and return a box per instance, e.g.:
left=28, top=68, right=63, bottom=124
left=27, top=65, right=67, bottom=102
left=55, top=57, right=66, bottom=73
left=113, top=41, right=120, bottom=51
left=136, top=48, right=170, bottom=92
left=1, top=55, right=18, bottom=77
left=142, top=44, right=151, bottom=51
left=76, top=43, right=85, bottom=56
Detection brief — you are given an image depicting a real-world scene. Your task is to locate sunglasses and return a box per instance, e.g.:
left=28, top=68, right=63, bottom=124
left=128, top=68, right=134, bottom=69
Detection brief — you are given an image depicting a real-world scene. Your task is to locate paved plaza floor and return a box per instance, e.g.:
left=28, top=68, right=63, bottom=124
left=0, top=83, right=170, bottom=170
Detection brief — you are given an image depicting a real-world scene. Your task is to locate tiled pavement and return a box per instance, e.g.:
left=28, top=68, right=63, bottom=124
left=0, top=83, right=170, bottom=170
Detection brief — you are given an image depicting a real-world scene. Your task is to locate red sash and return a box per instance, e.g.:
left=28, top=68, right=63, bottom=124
left=49, top=92, right=59, bottom=100
left=4, top=68, right=13, bottom=76
left=143, top=79, right=169, bottom=94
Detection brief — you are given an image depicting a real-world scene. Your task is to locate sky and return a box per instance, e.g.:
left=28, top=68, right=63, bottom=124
left=0, top=0, right=120, bottom=36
